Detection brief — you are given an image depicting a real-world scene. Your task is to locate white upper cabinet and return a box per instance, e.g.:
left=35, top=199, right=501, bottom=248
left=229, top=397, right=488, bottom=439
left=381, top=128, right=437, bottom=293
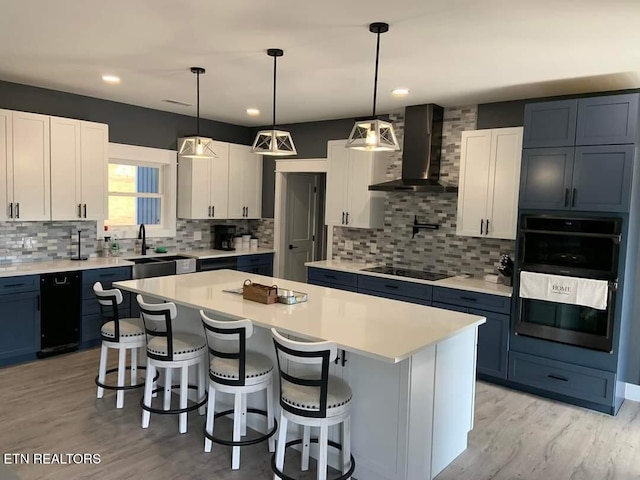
left=50, top=118, right=108, bottom=221
left=325, top=140, right=387, bottom=229
left=456, top=127, right=523, bottom=240
left=177, top=140, right=230, bottom=220
left=0, top=110, right=11, bottom=222
left=11, top=112, right=51, bottom=221
left=228, top=144, right=262, bottom=219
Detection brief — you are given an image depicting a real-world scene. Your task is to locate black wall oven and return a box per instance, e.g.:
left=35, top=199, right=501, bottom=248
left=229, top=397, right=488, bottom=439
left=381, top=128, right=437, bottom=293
left=515, top=215, right=621, bottom=352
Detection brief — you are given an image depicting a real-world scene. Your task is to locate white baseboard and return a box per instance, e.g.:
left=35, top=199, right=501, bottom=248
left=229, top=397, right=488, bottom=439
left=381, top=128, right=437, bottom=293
left=625, top=382, right=640, bottom=402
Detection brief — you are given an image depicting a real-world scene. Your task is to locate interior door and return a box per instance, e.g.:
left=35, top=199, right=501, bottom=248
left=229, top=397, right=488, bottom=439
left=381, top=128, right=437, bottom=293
left=80, top=121, right=108, bottom=220
left=12, top=112, right=50, bottom=221
left=284, top=174, right=316, bottom=282
left=325, top=140, right=349, bottom=226
left=456, top=130, right=491, bottom=237
left=0, top=110, right=12, bottom=221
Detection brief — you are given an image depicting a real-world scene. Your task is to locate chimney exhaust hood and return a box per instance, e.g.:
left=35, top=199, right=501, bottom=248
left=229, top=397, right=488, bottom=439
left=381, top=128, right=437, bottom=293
left=368, top=104, right=458, bottom=193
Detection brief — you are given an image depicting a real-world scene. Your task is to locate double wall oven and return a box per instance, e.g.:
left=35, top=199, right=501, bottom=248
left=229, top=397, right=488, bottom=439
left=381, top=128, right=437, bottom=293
left=515, top=215, right=621, bottom=352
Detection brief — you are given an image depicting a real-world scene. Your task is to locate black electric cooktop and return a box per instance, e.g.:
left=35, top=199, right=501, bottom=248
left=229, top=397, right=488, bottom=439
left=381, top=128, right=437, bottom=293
left=361, top=266, right=450, bottom=281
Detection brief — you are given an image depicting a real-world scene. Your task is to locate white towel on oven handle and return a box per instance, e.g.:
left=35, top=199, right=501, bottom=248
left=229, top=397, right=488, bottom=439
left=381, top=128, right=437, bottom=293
left=519, top=271, right=609, bottom=310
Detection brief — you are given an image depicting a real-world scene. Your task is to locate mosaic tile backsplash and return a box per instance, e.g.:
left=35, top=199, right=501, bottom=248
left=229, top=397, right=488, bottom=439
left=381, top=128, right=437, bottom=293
left=331, top=105, right=516, bottom=277
left=0, top=218, right=274, bottom=264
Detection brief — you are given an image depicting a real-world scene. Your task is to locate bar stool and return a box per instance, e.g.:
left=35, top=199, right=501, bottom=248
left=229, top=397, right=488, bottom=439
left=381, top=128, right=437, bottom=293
left=200, top=310, right=277, bottom=470
left=93, top=282, right=147, bottom=409
left=271, top=328, right=355, bottom=480
left=137, top=295, right=208, bottom=434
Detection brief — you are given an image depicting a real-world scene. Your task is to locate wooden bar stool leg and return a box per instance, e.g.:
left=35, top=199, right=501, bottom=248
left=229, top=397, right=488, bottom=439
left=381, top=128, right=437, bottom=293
left=142, top=360, right=155, bottom=429
left=301, top=426, right=311, bottom=471
left=317, top=424, right=329, bottom=480
left=179, top=365, right=189, bottom=434
left=204, top=384, right=216, bottom=453
left=198, top=357, right=206, bottom=415
left=342, top=417, right=352, bottom=479
left=130, top=346, right=138, bottom=386
left=164, top=368, right=173, bottom=411
left=266, top=381, right=275, bottom=453
left=96, top=344, right=108, bottom=399
left=274, top=413, right=288, bottom=480
left=116, top=346, right=126, bottom=408
left=232, top=392, right=243, bottom=469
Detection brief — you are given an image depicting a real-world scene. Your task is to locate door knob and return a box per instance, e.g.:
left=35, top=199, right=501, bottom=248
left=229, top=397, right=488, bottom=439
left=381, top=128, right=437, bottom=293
left=288, top=244, right=299, bottom=250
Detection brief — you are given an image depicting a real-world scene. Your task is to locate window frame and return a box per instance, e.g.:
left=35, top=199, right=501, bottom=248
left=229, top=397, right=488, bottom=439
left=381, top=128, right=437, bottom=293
left=105, top=143, right=177, bottom=239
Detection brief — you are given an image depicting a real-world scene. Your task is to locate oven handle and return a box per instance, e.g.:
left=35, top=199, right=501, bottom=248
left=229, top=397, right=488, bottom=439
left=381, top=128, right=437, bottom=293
left=519, top=228, right=621, bottom=242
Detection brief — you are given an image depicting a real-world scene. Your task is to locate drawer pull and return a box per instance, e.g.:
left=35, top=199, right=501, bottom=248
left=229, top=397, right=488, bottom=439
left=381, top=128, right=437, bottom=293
left=384, top=284, right=399, bottom=289
left=325, top=274, right=336, bottom=280
left=548, top=374, right=569, bottom=382
left=3, top=283, right=25, bottom=288
left=460, top=296, right=477, bottom=302
left=100, top=273, right=117, bottom=278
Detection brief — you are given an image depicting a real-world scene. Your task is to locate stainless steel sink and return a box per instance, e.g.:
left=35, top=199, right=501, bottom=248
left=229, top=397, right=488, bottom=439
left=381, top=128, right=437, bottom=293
left=130, top=255, right=196, bottom=279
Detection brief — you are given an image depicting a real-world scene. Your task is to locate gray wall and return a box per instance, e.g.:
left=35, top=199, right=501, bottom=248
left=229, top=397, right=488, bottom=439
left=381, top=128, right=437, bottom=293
left=0, top=80, right=252, bottom=149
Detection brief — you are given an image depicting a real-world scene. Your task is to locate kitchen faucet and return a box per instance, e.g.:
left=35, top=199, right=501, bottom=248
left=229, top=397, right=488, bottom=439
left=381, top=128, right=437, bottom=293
left=138, top=224, right=147, bottom=255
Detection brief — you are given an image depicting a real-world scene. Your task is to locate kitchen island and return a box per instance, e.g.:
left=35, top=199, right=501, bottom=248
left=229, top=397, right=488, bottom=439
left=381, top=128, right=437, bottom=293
left=114, top=270, right=485, bottom=480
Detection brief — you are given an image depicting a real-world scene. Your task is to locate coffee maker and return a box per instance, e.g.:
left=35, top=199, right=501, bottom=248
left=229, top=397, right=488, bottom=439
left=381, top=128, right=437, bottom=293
left=212, top=225, right=236, bottom=251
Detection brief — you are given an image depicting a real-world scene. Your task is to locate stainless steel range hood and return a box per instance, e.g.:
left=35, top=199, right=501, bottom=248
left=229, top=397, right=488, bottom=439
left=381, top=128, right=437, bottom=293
left=369, top=104, right=457, bottom=193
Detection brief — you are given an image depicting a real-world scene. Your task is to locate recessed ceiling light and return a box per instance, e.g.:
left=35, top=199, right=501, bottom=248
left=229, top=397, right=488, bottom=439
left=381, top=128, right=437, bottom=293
left=246, top=108, right=260, bottom=116
left=102, top=74, right=121, bottom=84
left=392, top=88, right=410, bottom=96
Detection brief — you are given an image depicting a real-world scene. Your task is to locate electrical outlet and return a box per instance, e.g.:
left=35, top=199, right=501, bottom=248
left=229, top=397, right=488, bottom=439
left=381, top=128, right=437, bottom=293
left=370, top=243, right=378, bottom=254
left=345, top=240, right=353, bottom=251
left=193, top=231, right=202, bottom=241
left=22, top=237, right=35, bottom=251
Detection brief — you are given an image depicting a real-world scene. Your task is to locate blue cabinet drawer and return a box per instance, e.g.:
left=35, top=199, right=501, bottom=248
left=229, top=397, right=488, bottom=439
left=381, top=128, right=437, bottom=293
left=432, top=287, right=510, bottom=314
left=508, top=351, right=615, bottom=405
left=81, top=267, right=132, bottom=299
left=237, top=254, right=274, bottom=269
left=357, top=275, right=432, bottom=302
left=0, top=275, right=39, bottom=294
left=307, top=268, right=357, bottom=289
left=358, top=288, right=431, bottom=306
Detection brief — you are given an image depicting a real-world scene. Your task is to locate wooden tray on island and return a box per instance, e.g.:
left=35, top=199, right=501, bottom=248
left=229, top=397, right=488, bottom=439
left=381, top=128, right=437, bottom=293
left=242, top=279, right=278, bottom=304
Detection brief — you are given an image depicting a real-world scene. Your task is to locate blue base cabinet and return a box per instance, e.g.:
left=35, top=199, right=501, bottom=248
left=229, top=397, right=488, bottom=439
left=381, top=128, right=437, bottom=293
left=80, top=267, right=132, bottom=349
left=307, top=268, right=358, bottom=292
left=0, top=276, right=40, bottom=366
left=433, top=287, right=510, bottom=379
left=237, top=253, right=274, bottom=277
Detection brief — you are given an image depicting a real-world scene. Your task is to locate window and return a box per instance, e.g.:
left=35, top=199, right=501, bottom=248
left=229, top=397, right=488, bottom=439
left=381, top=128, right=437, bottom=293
left=105, top=143, right=177, bottom=238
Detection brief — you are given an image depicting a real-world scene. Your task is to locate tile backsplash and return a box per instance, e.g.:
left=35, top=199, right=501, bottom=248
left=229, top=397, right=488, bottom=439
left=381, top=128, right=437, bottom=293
left=0, top=218, right=274, bottom=264
left=331, top=105, right=516, bottom=277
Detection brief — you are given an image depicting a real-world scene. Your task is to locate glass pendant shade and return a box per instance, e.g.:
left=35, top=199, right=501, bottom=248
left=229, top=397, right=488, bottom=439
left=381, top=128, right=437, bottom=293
left=251, top=48, right=296, bottom=156
left=179, top=136, right=217, bottom=159
left=346, top=118, right=399, bottom=151
left=347, top=22, right=400, bottom=152
left=252, top=129, right=297, bottom=156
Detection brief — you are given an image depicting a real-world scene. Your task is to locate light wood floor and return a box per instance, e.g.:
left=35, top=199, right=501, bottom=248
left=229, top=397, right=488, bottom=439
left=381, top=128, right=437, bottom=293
left=1, top=348, right=639, bottom=480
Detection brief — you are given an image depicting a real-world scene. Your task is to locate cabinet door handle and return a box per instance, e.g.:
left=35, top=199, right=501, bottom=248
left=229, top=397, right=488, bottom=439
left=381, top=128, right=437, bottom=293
left=83, top=204, right=87, bottom=218
left=212, top=205, right=215, bottom=218
left=345, top=212, right=349, bottom=225
left=460, top=296, right=477, bottom=302
left=9, top=202, right=13, bottom=218
left=77, top=204, right=82, bottom=218
left=342, top=212, right=345, bottom=225
left=208, top=206, right=211, bottom=217
left=384, top=284, right=399, bottom=289
left=572, top=188, right=577, bottom=207
left=341, top=349, right=347, bottom=367
left=15, top=203, right=19, bottom=219
left=486, top=219, right=489, bottom=235
left=480, top=219, right=484, bottom=235
left=246, top=206, right=249, bottom=218
left=548, top=374, right=568, bottom=382
left=564, top=188, right=570, bottom=207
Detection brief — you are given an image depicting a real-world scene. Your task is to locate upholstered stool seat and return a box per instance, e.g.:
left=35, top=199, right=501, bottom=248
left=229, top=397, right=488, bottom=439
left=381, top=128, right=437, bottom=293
left=93, top=282, right=148, bottom=409
left=201, top=310, right=277, bottom=470
left=271, top=329, right=355, bottom=480
left=138, top=296, right=207, bottom=434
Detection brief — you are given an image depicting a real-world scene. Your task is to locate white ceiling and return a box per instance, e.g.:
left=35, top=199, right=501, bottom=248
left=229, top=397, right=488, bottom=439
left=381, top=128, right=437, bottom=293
left=1, top=0, right=640, bottom=126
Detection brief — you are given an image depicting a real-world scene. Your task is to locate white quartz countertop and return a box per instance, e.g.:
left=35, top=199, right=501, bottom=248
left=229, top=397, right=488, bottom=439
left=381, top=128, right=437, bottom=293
left=114, top=270, right=485, bottom=364
left=0, top=249, right=275, bottom=278
left=305, top=260, right=513, bottom=297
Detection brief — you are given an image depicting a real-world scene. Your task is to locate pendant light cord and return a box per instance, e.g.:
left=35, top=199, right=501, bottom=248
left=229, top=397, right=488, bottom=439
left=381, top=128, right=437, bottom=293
left=196, top=70, right=200, bottom=136
left=272, top=54, right=277, bottom=130
left=372, top=29, right=381, bottom=118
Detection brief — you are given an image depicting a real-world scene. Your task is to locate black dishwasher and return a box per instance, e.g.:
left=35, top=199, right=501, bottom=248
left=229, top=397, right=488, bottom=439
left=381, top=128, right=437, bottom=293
left=38, top=272, right=81, bottom=358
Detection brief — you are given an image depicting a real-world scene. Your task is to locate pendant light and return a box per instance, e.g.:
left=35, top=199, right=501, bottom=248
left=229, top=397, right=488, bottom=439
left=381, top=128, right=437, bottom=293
left=251, top=49, right=297, bottom=156
left=179, top=67, right=217, bottom=159
left=346, top=22, right=400, bottom=152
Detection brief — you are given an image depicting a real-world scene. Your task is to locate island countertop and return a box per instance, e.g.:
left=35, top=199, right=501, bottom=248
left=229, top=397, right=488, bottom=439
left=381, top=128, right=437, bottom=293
left=114, top=269, right=485, bottom=364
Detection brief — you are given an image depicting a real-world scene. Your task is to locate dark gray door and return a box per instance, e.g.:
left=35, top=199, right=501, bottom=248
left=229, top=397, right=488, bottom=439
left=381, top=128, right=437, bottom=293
left=519, top=147, right=574, bottom=210
left=576, top=94, right=639, bottom=146
left=523, top=99, right=578, bottom=148
left=571, top=145, right=634, bottom=212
